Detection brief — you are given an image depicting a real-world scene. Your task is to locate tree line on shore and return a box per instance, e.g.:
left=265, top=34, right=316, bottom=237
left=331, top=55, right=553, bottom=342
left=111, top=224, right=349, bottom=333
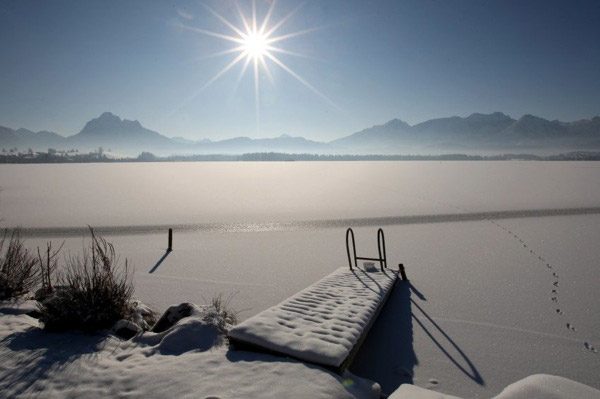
left=2, top=149, right=600, bottom=163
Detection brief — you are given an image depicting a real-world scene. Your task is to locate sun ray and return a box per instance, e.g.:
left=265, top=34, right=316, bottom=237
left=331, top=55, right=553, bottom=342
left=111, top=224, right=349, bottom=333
left=264, top=2, right=305, bottom=37
left=235, top=2, right=252, bottom=33
left=267, top=27, right=322, bottom=44
left=264, top=52, right=339, bottom=110
left=169, top=50, right=249, bottom=118
left=193, top=46, right=246, bottom=62
left=237, top=55, right=253, bottom=85
left=200, top=3, right=247, bottom=38
left=176, top=23, right=244, bottom=44
left=259, top=0, right=277, bottom=34
left=202, top=51, right=248, bottom=90
left=259, top=55, right=274, bottom=85
left=252, top=0, right=257, bottom=32
left=253, top=57, right=260, bottom=135
left=266, top=45, right=314, bottom=59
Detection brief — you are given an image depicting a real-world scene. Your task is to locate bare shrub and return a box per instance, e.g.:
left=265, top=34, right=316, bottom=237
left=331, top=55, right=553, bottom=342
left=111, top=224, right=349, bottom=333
left=38, top=228, right=134, bottom=332
left=0, top=229, right=39, bottom=300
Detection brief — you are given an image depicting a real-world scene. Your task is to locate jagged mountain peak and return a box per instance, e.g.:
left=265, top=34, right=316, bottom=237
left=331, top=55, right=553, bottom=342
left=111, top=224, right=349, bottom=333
left=382, top=118, right=411, bottom=129
left=98, top=111, right=121, bottom=121
left=466, top=112, right=513, bottom=122
left=78, top=112, right=154, bottom=137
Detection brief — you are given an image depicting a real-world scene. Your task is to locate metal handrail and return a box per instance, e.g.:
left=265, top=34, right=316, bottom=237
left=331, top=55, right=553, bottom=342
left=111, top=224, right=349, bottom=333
left=346, top=227, right=357, bottom=270
left=346, top=227, right=387, bottom=272
left=377, top=228, right=387, bottom=270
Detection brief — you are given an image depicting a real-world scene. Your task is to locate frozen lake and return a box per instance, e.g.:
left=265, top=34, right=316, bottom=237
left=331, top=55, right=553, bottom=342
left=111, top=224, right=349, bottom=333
left=1, top=161, right=600, bottom=231
left=1, top=161, right=599, bottom=397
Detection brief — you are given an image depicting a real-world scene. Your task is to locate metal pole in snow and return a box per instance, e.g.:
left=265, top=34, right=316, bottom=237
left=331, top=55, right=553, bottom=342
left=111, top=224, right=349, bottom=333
left=398, top=263, right=408, bottom=281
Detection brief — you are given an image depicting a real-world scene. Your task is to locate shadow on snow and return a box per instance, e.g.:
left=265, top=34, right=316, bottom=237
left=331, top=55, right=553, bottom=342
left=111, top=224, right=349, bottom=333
left=350, top=280, right=484, bottom=395
left=0, top=326, right=107, bottom=396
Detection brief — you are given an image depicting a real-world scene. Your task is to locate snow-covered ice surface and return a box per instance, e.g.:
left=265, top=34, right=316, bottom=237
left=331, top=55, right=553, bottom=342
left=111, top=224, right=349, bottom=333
left=2, top=161, right=600, bottom=229
left=1, top=161, right=600, bottom=397
left=228, top=267, right=397, bottom=368
left=0, top=303, right=380, bottom=398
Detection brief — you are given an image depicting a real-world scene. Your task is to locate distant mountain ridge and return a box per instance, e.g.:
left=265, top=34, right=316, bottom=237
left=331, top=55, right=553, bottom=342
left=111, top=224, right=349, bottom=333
left=0, top=112, right=331, bottom=155
left=0, top=126, right=65, bottom=150
left=1, top=111, right=599, bottom=155
left=333, top=112, right=600, bottom=153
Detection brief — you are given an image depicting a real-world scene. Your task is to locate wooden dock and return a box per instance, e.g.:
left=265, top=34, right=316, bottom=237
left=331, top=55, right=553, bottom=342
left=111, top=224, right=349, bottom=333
left=228, top=266, right=398, bottom=372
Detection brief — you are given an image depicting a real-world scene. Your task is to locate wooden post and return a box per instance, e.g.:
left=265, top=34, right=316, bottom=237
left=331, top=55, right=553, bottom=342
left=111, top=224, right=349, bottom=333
left=168, top=228, right=173, bottom=252
left=398, top=263, right=407, bottom=281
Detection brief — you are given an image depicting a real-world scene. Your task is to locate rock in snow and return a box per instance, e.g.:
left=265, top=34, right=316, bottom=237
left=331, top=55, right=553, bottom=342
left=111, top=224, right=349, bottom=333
left=113, top=319, right=142, bottom=340
left=151, top=302, right=202, bottom=333
left=128, top=299, right=157, bottom=331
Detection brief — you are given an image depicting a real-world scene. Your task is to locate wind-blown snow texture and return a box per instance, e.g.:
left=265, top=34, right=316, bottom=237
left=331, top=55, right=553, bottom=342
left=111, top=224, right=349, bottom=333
left=229, top=267, right=397, bottom=368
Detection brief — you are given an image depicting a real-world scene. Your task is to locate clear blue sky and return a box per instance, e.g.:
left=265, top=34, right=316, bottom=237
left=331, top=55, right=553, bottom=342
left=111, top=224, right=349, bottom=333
left=1, top=0, right=599, bottom=141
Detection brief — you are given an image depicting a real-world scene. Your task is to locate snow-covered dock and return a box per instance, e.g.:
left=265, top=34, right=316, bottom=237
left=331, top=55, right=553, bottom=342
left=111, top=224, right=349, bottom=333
left=228, top=266, right=398, bottom=370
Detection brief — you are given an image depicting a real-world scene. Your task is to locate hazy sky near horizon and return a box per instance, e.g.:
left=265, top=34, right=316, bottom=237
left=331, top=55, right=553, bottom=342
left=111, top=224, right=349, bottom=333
left=1, top=0, right=599, bottom=141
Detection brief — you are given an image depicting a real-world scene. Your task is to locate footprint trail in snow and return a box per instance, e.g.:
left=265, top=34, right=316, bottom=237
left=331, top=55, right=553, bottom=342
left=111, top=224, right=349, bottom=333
left=487, top=219, right=597, bottom=354
left=409, top=195, right=598, bottom=355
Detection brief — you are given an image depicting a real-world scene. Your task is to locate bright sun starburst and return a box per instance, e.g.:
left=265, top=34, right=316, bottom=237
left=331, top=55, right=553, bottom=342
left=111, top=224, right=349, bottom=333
left=175, top=1, right=336, bottom=132
left=241, top=30, right=269, bottom=60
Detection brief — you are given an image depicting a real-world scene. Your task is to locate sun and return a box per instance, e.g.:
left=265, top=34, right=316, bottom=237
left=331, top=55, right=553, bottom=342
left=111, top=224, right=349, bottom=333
left=241, top=29, right=269, bottom=60
left=174, top=1, right=337, bottom=131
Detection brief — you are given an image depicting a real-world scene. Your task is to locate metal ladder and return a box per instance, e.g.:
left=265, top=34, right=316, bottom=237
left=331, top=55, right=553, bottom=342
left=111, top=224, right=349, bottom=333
left=345, top=227, right=387, bottom=272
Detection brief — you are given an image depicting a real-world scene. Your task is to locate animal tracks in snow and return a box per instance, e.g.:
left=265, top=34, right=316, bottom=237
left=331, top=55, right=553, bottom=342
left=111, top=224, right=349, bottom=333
left=584, top=342, right=598, bottom=353
left=487, top=219, right=597, bottom=355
